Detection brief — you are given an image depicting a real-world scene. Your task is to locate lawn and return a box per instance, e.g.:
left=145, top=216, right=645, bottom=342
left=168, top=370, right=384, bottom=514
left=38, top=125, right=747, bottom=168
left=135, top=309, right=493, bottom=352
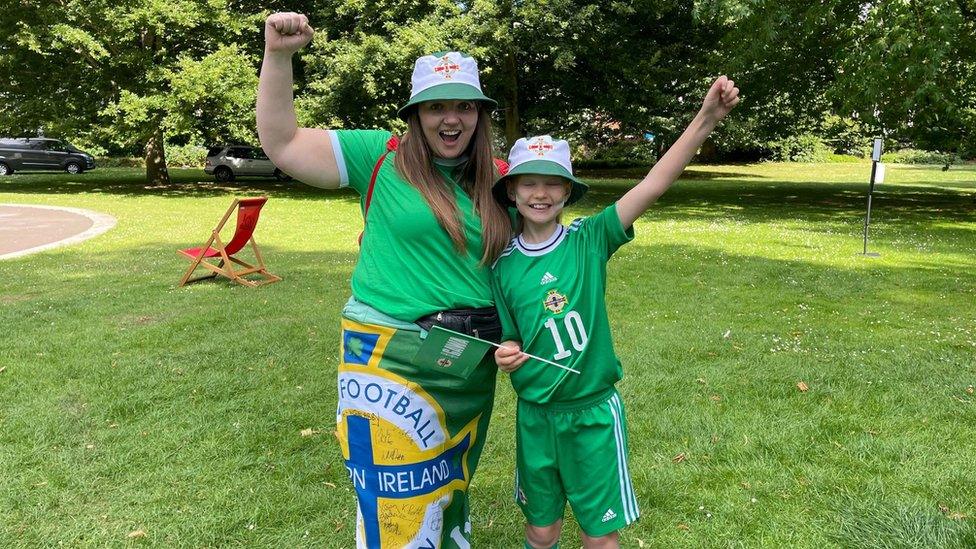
left=1, top=162, right=975, bottom=547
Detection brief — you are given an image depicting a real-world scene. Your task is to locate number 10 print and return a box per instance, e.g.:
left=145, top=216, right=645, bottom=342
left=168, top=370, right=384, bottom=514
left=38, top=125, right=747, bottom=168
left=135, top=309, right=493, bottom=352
left=544, top=310, right=588, bottom=360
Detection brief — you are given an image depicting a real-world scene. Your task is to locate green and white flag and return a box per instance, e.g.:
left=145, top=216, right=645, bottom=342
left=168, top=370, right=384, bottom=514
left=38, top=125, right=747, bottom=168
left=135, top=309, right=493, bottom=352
left=413, top=326, right=580, bottom=379
left=413, top=326, right=494, bottom=379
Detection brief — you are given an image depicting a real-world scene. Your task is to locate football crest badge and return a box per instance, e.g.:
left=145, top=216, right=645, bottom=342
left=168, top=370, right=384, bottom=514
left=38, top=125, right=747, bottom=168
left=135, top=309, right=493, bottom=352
left=543, top=289, right=568, bottom=314
left=433, top=54, right=461, bottom=79
left=527, top=136, right=555, bottom=157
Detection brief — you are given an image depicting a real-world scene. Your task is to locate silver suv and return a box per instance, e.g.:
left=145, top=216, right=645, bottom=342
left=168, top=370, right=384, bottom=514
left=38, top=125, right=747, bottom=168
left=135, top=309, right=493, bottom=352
left=0, top=138, right=96, bottom=175
left=204, top=145, right=291, bottom=182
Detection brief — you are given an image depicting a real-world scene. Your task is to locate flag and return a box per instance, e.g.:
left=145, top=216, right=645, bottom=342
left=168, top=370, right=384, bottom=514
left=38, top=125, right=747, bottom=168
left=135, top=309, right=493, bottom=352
left=412, top=326, right=493, bottom=379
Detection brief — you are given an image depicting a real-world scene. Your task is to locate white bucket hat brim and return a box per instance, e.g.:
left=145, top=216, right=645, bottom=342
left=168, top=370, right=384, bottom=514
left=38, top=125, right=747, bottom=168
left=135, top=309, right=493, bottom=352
left=397, top=52, right=497, bottom=119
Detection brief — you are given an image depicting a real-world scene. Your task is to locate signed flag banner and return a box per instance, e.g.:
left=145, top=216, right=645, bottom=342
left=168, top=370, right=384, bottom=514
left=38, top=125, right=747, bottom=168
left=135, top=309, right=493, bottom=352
left=412, top=326, right=493, bottom=378
left=413, top=326, right=581, bottom=378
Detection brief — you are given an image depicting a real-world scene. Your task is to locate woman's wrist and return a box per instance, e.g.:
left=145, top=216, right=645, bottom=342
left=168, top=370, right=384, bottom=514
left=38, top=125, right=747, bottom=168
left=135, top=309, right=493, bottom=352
left=264, top=47, right=297, bottom=61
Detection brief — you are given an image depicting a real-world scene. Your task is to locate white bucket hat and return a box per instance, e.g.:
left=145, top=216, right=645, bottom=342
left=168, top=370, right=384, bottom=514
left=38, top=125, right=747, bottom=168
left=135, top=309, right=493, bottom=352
left=397, top=51, right=497, bottom=119
left=493, top=135, right=589, bottom=206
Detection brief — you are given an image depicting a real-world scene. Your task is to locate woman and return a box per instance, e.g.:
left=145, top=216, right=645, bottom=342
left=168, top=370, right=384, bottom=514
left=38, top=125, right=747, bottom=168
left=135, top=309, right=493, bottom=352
left=256, top=12, right=510, bottom=549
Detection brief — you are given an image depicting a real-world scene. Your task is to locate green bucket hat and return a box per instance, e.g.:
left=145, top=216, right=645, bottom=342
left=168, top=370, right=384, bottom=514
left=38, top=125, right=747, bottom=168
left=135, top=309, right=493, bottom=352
left=397, top=51, right=497, bottom=119
left=492, top=135, right=589, bottom=207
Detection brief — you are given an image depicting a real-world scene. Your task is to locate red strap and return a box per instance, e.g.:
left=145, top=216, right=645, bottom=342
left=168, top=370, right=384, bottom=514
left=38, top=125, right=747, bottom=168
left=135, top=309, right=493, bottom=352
left=359, top=136, right=400, bottom=245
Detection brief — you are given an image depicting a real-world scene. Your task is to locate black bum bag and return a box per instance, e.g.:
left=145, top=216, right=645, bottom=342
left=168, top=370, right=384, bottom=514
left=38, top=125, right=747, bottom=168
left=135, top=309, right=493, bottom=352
left=415, top=306, right=502, bottom=344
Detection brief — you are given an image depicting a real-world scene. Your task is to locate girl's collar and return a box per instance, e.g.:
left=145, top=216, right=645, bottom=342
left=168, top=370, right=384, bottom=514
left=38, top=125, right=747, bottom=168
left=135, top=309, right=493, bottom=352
left=517, top=223, right=564, bottom=251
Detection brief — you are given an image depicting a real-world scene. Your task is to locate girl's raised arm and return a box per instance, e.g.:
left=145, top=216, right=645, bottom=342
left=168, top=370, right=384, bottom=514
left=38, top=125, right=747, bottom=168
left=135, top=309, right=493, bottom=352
left=616, top=76, right=740, bottom=229
left=257, top=12, right=341, bottom=189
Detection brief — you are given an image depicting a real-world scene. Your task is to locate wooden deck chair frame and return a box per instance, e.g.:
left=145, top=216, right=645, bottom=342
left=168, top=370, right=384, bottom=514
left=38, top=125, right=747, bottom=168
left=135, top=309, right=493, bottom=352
left=177, top=197, right=281, bottom=287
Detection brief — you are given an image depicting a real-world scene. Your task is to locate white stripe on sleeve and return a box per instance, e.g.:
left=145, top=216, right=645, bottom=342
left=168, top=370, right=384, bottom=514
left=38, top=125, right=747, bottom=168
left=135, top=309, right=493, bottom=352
left=327, top=130, right=350, bottom=188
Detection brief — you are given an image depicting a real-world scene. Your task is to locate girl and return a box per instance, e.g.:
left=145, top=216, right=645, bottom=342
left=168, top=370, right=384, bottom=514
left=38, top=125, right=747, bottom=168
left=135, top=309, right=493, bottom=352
left=492, top=77, right=740, bottom=549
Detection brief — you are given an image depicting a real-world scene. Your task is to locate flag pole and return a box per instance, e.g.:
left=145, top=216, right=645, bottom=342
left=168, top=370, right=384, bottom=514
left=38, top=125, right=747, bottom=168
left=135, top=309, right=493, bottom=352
left=491, top=342, right=581, bottom=374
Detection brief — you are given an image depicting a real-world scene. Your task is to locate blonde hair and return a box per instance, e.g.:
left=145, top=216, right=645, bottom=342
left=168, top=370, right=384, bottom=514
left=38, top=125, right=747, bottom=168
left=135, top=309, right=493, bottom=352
left=394, top=108, right=510, bottom=264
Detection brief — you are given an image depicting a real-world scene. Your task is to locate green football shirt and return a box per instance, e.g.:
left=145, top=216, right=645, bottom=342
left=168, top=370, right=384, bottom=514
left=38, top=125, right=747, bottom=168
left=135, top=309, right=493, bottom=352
left=491, top=204, right=634, bottom=405
left=330, top=129, right=493, bottom=322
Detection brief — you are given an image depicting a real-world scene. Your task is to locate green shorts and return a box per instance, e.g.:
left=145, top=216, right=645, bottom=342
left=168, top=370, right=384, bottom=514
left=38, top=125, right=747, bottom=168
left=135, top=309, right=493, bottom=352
left=514, top=388, right=640, bottom=537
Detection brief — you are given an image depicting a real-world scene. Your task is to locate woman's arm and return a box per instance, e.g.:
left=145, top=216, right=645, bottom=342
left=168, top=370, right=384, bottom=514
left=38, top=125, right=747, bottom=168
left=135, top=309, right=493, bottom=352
left=256, top=12, right=341, bottom=189
left=615, top=76, right=740, bottom=228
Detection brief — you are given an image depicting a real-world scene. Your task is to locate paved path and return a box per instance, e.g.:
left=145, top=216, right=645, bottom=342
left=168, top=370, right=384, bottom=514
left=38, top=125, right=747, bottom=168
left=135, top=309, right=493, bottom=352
left=0, top=204, right=117, bottom=260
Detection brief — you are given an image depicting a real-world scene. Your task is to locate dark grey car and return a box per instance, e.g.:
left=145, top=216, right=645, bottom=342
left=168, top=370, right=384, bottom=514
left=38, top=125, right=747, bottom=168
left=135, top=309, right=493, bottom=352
left=0, top=138, right=96, bottom=175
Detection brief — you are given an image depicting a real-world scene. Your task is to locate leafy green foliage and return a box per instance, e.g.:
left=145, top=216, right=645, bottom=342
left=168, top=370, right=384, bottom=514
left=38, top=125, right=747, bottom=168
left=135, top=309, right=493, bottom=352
left=883, top=149, right=959, bottom=166
left=164, top=143, right=210, bottom=168
left=832, top=0, right=976, bottom=153
left=767, top=133, right=831, bottom=163
left=0, top=1, right=263, bottom=181
left=714, top=0, right=976, bottom=158
left=2, top=0, right=974, bottom=169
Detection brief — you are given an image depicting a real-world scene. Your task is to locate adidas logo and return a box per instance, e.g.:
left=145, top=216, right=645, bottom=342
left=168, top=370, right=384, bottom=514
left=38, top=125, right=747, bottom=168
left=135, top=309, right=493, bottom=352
left=602, top=508, right=617, bottom=523
left=540, top=272, right=558, bottom=285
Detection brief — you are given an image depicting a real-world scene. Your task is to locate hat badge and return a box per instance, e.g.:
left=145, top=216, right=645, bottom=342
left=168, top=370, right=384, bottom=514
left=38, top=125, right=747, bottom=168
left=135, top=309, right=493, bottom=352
left=433, top=55, right=461, bottom=79
left=527, top=137, right=554, bottom=157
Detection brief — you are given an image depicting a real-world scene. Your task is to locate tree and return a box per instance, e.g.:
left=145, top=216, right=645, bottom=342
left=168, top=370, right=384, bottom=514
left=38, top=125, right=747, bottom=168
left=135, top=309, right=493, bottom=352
left=832, top=0, right=976, bottom=154
left=299, top=0, right=723, bottom=152
left=0, top=1, right=263, bottom=183
left=711, top=0, right=976, bottom=158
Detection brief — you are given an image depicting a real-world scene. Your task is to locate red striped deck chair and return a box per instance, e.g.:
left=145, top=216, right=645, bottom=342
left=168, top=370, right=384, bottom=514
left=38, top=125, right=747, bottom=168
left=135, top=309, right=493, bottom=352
left=177, top=197, right=281, bottom=287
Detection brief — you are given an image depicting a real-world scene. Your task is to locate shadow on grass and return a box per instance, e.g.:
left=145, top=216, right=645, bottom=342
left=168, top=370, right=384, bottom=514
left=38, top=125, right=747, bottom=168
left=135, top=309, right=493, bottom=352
left=0, top=168, right=361, bottom=203
left=3, top=168, right=974, bottom=227
left=577, top=167, right=768, bottom=180
left=574, top=178, right=976, bottom=228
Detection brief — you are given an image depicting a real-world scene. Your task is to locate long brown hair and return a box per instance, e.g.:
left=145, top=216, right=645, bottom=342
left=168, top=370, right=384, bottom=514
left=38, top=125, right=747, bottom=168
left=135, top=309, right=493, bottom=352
left=394, top=107, right=511, bottom=265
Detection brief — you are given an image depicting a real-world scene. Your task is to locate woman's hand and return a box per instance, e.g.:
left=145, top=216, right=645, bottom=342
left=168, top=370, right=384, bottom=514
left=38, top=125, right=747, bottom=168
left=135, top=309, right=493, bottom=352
left=265, top=12, right=315, bottom=55
left=495, top=341, right=530, bottom=373
left=699, top=75, right=740, bottom=124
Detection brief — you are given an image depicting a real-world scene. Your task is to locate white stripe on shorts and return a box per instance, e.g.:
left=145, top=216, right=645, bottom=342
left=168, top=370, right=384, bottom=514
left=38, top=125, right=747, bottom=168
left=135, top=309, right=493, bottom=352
left=513, top=468, right=520, bottom=503
left=608, top=393, right=640, bottom=524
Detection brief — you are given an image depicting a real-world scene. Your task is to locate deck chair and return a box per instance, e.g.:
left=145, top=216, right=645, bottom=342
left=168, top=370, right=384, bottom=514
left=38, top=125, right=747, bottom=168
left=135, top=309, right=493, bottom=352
left=177, top=197, right=281, bottom=287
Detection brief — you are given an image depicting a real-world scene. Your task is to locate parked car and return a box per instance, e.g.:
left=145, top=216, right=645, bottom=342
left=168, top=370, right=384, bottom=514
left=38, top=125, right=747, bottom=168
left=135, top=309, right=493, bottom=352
left=205, top=145, right=291, bottom=182
left=0, top=138, right=96, bottom=175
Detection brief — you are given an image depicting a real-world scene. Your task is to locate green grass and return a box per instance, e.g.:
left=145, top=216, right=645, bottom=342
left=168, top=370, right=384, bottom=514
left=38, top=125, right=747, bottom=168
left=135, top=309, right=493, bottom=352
left=1, top=163, right=975, bottom=547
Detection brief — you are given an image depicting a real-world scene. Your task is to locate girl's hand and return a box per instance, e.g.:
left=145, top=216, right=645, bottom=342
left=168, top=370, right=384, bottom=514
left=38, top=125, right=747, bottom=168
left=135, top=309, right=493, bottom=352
left=265, top=12, right=315, bottom=55
left=700, top=75, right=740, bottom=124
left=495, top=341, right=530, bottom=373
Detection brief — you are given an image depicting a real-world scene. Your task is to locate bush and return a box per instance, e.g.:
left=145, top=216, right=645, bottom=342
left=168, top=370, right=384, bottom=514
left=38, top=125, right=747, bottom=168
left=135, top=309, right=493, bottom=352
left=822, top=114, right=873, bottom=157
left=574, top=158, right=649, bottom=170
left=165, top=143, right=208, bottom=168
left=883, top=149, right=958, bottom=165
left=581, top=139, right=656, bottom=165
left=69, top=140, right=108, bottom=157
left=767, top=134, right=831, bottom=162
left=94, top=157, right=144, bottom=168
left=825, top=153, right=864, bottom=163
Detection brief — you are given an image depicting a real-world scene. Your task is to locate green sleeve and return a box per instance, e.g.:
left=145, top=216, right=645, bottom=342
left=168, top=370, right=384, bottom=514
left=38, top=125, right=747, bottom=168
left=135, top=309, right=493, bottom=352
left=578, top=203, right=635, bottom=259
left=330, top=129, right=393, bottom=194
left=490, top=268, right=520, bottom=343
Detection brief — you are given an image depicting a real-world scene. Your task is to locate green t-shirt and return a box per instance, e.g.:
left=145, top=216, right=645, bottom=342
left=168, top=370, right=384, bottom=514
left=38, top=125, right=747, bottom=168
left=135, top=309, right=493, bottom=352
left=330, top=129, right=492, bottom=322
left=491, top=204, right=634, bottom=405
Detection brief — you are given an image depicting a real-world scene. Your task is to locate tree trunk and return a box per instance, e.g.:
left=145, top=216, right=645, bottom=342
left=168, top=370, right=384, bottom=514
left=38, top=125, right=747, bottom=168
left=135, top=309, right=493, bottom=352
left=145, top=126, right=170, bottom=185
left=502, top=50, right=521, bottom=151
left=498, top=0, right=520, bottom=150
